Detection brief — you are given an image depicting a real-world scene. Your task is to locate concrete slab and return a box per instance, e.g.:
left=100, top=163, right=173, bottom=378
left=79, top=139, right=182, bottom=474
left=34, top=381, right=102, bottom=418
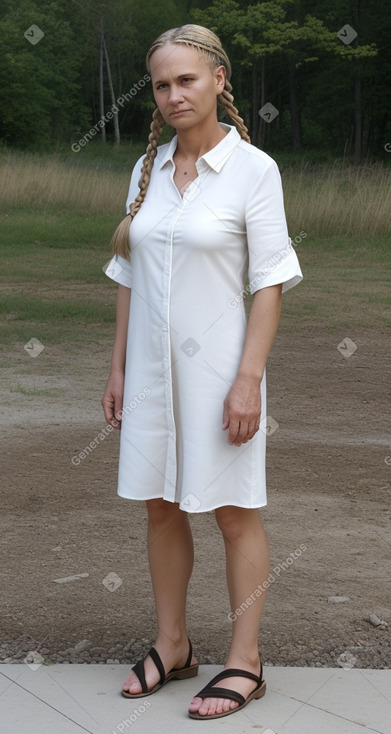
left=0, top=664, right=390, bottom=734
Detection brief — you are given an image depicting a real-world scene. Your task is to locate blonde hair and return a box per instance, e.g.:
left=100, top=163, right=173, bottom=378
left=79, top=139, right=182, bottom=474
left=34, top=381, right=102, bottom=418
left=111, top=24, right=250, bottom=258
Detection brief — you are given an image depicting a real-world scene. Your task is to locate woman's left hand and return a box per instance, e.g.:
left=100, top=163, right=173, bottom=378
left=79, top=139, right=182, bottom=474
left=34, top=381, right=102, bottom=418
left=222, top=375, right=261, bottom=446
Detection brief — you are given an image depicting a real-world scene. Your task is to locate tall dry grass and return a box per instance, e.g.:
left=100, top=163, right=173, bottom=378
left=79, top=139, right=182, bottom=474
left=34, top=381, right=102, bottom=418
left=283, top=161, right=391, bottom=237
left=1, top=150, right=390, bottom=236
left=0, top=151, right=129, bottom=214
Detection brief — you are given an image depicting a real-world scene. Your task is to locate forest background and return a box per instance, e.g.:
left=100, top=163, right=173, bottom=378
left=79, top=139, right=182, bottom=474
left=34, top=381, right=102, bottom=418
left=1, top=0, right=391, bottom=161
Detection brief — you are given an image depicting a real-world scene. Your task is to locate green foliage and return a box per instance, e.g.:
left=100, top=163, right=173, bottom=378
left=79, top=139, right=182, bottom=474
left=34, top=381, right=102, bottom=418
left=0, top=0, right=390, bottom=157
left=0, top=0, right=90, bottom=148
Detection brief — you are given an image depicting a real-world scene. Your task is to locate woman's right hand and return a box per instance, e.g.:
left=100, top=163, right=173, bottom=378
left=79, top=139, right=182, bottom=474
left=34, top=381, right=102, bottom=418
left=102, top=369, right=124, bottom=429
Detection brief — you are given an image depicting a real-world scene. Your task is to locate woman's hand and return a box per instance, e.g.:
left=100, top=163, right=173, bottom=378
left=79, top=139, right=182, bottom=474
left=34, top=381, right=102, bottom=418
left=102, top=369, right=125, bottom=429
left=222, top=374, right=261, bottom=446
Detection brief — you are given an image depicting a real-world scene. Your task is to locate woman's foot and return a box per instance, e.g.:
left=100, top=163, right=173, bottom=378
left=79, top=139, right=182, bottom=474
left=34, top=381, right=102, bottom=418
left=122, top=637, right=198, bottom=696
left=188, top=659, right=262, bottom=718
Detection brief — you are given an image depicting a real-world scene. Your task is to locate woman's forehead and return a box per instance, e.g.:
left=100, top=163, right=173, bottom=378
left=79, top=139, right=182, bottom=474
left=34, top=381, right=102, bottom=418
left=149, top=43, right=209, bottom=78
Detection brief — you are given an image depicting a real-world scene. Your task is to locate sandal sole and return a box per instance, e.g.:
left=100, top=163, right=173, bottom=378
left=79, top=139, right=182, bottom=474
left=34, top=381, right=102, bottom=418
left=188, top=679, right=266, bottom=720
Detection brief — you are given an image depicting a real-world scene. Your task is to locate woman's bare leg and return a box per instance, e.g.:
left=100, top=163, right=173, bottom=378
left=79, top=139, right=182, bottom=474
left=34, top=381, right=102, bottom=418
left=122, top=498, right=197, bottom=694
left=189, top=506, right=269, bottom=716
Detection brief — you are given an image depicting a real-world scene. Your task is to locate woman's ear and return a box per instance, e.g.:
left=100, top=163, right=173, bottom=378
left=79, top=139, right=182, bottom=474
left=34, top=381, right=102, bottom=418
left=215, top=65, right=226, bottom=94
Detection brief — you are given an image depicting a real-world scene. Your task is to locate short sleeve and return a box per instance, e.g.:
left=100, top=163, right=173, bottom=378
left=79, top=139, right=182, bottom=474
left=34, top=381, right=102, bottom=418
left=103, top=253, right=133, bottom=288
left=246, top=159, right=303, bottom=294
left=103, top=154, right=145, bottom=289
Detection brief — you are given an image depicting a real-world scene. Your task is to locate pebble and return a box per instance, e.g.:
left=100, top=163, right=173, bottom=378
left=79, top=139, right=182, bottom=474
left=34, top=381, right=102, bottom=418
left=73, top=640, right=91, bottom=653
left=328, top=596, right=350, bottom=603
left=368, top=614, right=381, bottom=627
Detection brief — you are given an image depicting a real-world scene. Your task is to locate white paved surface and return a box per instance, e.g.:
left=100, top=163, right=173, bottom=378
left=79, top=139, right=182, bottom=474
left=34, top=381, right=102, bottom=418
left=0, top=664, right=390, bottom=733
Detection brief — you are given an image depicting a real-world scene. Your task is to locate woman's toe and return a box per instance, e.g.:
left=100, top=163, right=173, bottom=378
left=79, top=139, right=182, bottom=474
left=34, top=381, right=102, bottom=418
left=189, top=694, right=240, bottom=717
left=202, top=697, right=220, bottom=716
left=188, top=695, right=203, bottom=712
left=122, top=672, right=141, bottom=694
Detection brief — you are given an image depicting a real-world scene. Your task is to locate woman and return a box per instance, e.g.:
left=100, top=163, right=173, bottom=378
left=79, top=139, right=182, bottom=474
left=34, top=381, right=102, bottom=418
left=102, top=24, right=302, bottom=720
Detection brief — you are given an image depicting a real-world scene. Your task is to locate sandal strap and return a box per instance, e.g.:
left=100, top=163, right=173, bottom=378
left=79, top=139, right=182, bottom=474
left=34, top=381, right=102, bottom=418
left=171, top=638, right=193, bottom=671
left=131, top=646, right=165, bottom=693
left=131, top=658, right=148, bottom=693
left=184, top=638, right=193, bottom=668
left=149, top=646, right=166, bottom=684
left=196, top=685, right=245, bottom=705
left=194, top=666, right=262, bottom=702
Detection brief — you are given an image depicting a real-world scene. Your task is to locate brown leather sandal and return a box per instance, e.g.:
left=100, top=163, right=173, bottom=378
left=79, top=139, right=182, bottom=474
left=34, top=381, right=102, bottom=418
left=188, top=663, right=266, bottom=719
left=121, top=638, right=198, bottom=698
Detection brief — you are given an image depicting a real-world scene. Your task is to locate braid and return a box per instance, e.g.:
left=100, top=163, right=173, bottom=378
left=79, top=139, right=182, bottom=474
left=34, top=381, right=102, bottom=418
left=111, top=108, right=165, bottom=258
left=218, top=80, right=250, bottom=143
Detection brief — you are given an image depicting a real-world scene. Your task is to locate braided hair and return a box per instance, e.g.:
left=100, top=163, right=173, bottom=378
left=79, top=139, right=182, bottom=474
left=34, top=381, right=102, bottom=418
left=111, top=24, right=250, bottom=258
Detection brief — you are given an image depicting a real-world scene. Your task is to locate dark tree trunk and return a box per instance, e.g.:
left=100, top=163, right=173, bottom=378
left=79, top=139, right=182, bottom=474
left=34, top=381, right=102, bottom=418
left=99, top=17, right=106, bottom=143
left=352, top=0, right=362, bottom=162
left=251, top=60, right=260, bottom=145
left=257, top=57, right=267, bottom=148
left=288, top=59, right=302, bottom=151
left=102, top=32, right=120, bottom=146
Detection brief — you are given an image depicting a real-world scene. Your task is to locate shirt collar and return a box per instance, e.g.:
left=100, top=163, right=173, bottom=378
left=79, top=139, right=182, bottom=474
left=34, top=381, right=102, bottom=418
left=156, top=123, right=241, bottom=173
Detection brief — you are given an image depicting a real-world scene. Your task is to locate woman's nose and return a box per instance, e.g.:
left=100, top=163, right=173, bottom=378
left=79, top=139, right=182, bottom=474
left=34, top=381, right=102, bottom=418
left=168, top=85, right=183, bottom=104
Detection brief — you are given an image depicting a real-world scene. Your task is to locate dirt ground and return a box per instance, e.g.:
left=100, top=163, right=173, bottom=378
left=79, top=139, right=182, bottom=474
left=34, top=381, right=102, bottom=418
left=1, top=312, right=390, bottom=671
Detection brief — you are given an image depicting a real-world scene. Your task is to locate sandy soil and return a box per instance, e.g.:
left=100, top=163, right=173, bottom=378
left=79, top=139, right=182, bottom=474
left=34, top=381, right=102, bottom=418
left=1, top=321, right=390, bottom=670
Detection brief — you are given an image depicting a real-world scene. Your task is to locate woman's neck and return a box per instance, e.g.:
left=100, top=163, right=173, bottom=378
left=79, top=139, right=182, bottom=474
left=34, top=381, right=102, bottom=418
left=175, top=120, right=228, bottom=161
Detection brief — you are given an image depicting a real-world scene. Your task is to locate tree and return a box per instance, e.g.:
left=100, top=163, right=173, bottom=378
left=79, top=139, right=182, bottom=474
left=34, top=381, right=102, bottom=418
left=0, top=0, right=89, bottom=148
left=191, top=0, right=378, bottom=155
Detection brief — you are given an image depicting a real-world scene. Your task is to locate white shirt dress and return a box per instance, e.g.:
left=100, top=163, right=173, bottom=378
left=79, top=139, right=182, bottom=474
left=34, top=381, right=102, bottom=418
left=105, top=123, right=302, bottom=513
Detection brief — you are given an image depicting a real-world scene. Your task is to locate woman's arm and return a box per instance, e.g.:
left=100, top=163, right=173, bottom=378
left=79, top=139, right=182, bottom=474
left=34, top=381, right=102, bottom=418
left=222, top=283, right=282, bottom=446
left=101, top=284, right=131, bottom=429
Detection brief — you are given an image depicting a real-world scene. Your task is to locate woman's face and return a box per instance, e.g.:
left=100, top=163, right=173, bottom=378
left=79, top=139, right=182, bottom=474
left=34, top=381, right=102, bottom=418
left=149, top=43, right=226, bottom=131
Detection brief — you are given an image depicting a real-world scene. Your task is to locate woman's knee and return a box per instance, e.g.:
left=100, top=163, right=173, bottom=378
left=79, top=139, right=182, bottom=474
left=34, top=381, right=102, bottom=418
left=146, top=498, right=182, bottom=527
left=215, top=506, right=261, bottom=542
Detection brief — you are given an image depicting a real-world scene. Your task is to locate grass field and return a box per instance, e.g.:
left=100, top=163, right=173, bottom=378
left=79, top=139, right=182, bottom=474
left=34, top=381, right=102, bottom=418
left=1, top=146, right=390, bottom=348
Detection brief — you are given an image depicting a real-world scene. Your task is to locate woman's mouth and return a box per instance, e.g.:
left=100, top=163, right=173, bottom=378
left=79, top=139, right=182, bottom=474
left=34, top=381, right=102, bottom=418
left=170, top=109, right=190, bottom=118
